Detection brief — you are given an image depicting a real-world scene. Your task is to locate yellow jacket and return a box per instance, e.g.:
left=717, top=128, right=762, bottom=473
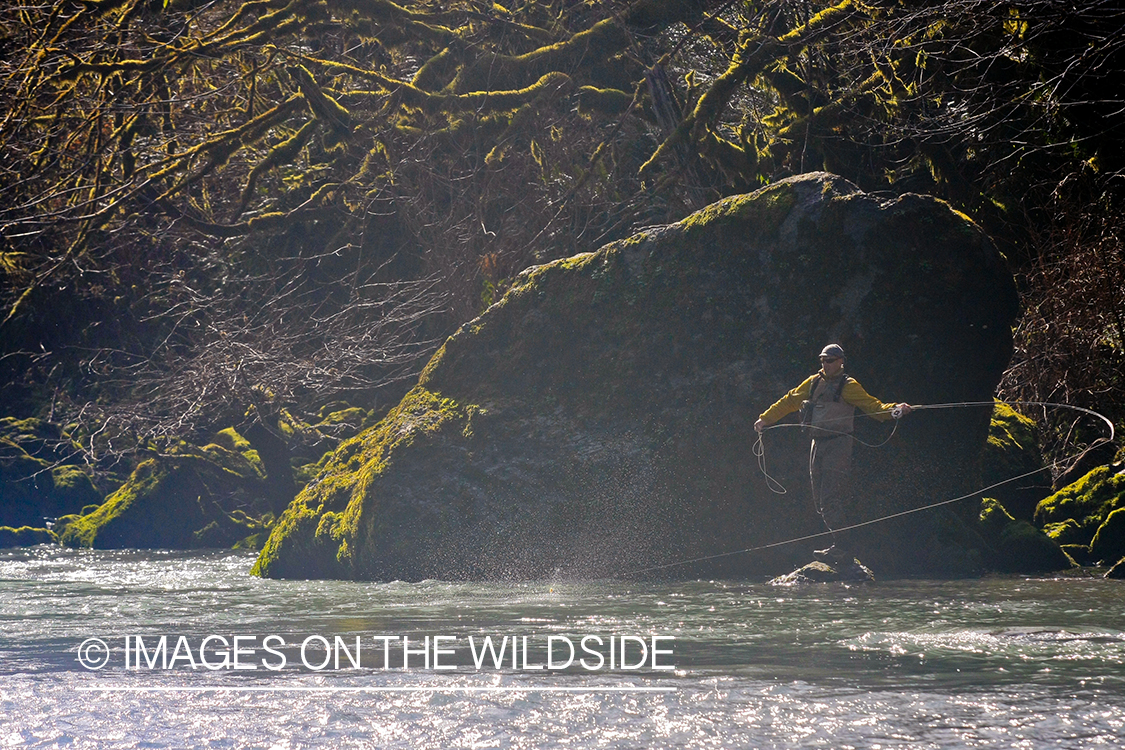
left=758, top=371, right=896, bottom=426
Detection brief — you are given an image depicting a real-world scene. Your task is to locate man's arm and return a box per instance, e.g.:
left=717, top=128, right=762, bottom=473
left=755, top=375, right=818, bottom=432
left=841, top=379, right=911, bottom=422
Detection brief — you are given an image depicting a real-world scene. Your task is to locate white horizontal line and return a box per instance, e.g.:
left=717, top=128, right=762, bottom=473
left=77, top=686, right=676, bottom=693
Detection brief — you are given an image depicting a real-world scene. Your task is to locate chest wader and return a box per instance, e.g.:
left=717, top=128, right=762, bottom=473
left=804, top=374, right=856, bottom=540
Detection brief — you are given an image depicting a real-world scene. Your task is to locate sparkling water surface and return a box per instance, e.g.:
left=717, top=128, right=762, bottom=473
left=1, top=547, right=1123, bottom=748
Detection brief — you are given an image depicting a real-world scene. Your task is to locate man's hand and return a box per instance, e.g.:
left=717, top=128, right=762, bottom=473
left=754, top=419, right=767, bottom=433
left=892, top=403, right=913, bottom=419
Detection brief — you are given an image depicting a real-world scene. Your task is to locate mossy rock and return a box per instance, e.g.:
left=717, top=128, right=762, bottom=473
left=980, top=403, right=1049, bottom=520
left=0, top=421, right=102, bottom=527
left=1052, top=438, right=1118, bottom=492
left=314, top=405, right=375, bottom=439
left=1034, top=464, right=1125, bottom=547
left=769, top=559, right=875, bottom=584
left=980, top=496, right=1016, bottom=538
left=58, top=445, right=274, bottom=549
left=50, top=514, right=80, bottom=538
left=253, top=173, right=1019, bottom=581
left=281, top=405, right=379, bottom=486
left=0, top=417, right=70, bottom=459
left=233, top=529, right=273, bottom=551
left=0, top=525, right=56, bottom=547
left=1042, top=517, right=1104, bottom=548
left=1090, top=507, right=1125, bottom=565
left=212, top=427, right=265, bottom=476
left=292, top=450, right=334, bottom=487
left=980, top=498, right=1073, bottom=573
left=193, top=510, right=273, bottom=549
left=999, top=520, right=1075, bottom=573
left=201, top=437, right=266, bottom=481
left=213, top=426, right=253, bottom=452
left=1061, top=543, right=1094, bottom=566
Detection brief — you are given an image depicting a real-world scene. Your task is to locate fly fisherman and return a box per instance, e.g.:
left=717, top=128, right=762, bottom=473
left=754, top=344, right=912, bottom=564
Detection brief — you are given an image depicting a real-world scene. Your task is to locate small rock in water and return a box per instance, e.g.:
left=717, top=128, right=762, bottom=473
left=770, top=558, right=876, bottom=585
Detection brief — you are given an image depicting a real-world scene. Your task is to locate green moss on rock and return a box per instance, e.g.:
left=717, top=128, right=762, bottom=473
left=0, top=417, right=67, bottom=457
left=193, top=510, right=273, bottom=549
left=1034, top=464, right=1125, bottom=550
left=1090, top=507, right=1125, bottom=565
left=0, top=525, right=56, bottom=547
left=251, top=387, right=479, bottom=578
left=980, top=497, right=1073, bottom=573
left=1061, top=543, right=1094, bottom=566
left=979, top=497, right=1015, bottom=537
left=999, top=520, right=1075, bottom=573
left=51, top=514, right=80, bottom=538
left=0, top=419, right=102, bottom=527
left=1042, top=517, right=1101, bottom=546
left=316, top=406, right=374, bottom=432
left=211, top=428, right=265, bottom=476
left=980, top=403, right=1049, bottom=519
left=58, top=445, right=275, bottom=550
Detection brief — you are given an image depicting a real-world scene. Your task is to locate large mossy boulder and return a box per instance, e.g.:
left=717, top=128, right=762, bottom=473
left=57, top=442, right=274, bottom=549
left=0, top=417, right=102, bottom=527
left=253, top=173, right=1019, bottom=581
left=1036, top=462, right=1125, bottom=564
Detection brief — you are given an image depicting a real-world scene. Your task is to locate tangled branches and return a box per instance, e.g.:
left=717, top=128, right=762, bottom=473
left=999, top=169, right=1125, bottom=460
left=1, top=0, right=1124, bottom=458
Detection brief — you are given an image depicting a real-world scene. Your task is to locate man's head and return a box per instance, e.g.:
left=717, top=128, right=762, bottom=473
left=819, top=344, right=845, bottom=376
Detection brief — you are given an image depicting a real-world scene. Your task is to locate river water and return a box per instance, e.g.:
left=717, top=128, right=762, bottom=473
left=1, top=547, right=1123, bottom=748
